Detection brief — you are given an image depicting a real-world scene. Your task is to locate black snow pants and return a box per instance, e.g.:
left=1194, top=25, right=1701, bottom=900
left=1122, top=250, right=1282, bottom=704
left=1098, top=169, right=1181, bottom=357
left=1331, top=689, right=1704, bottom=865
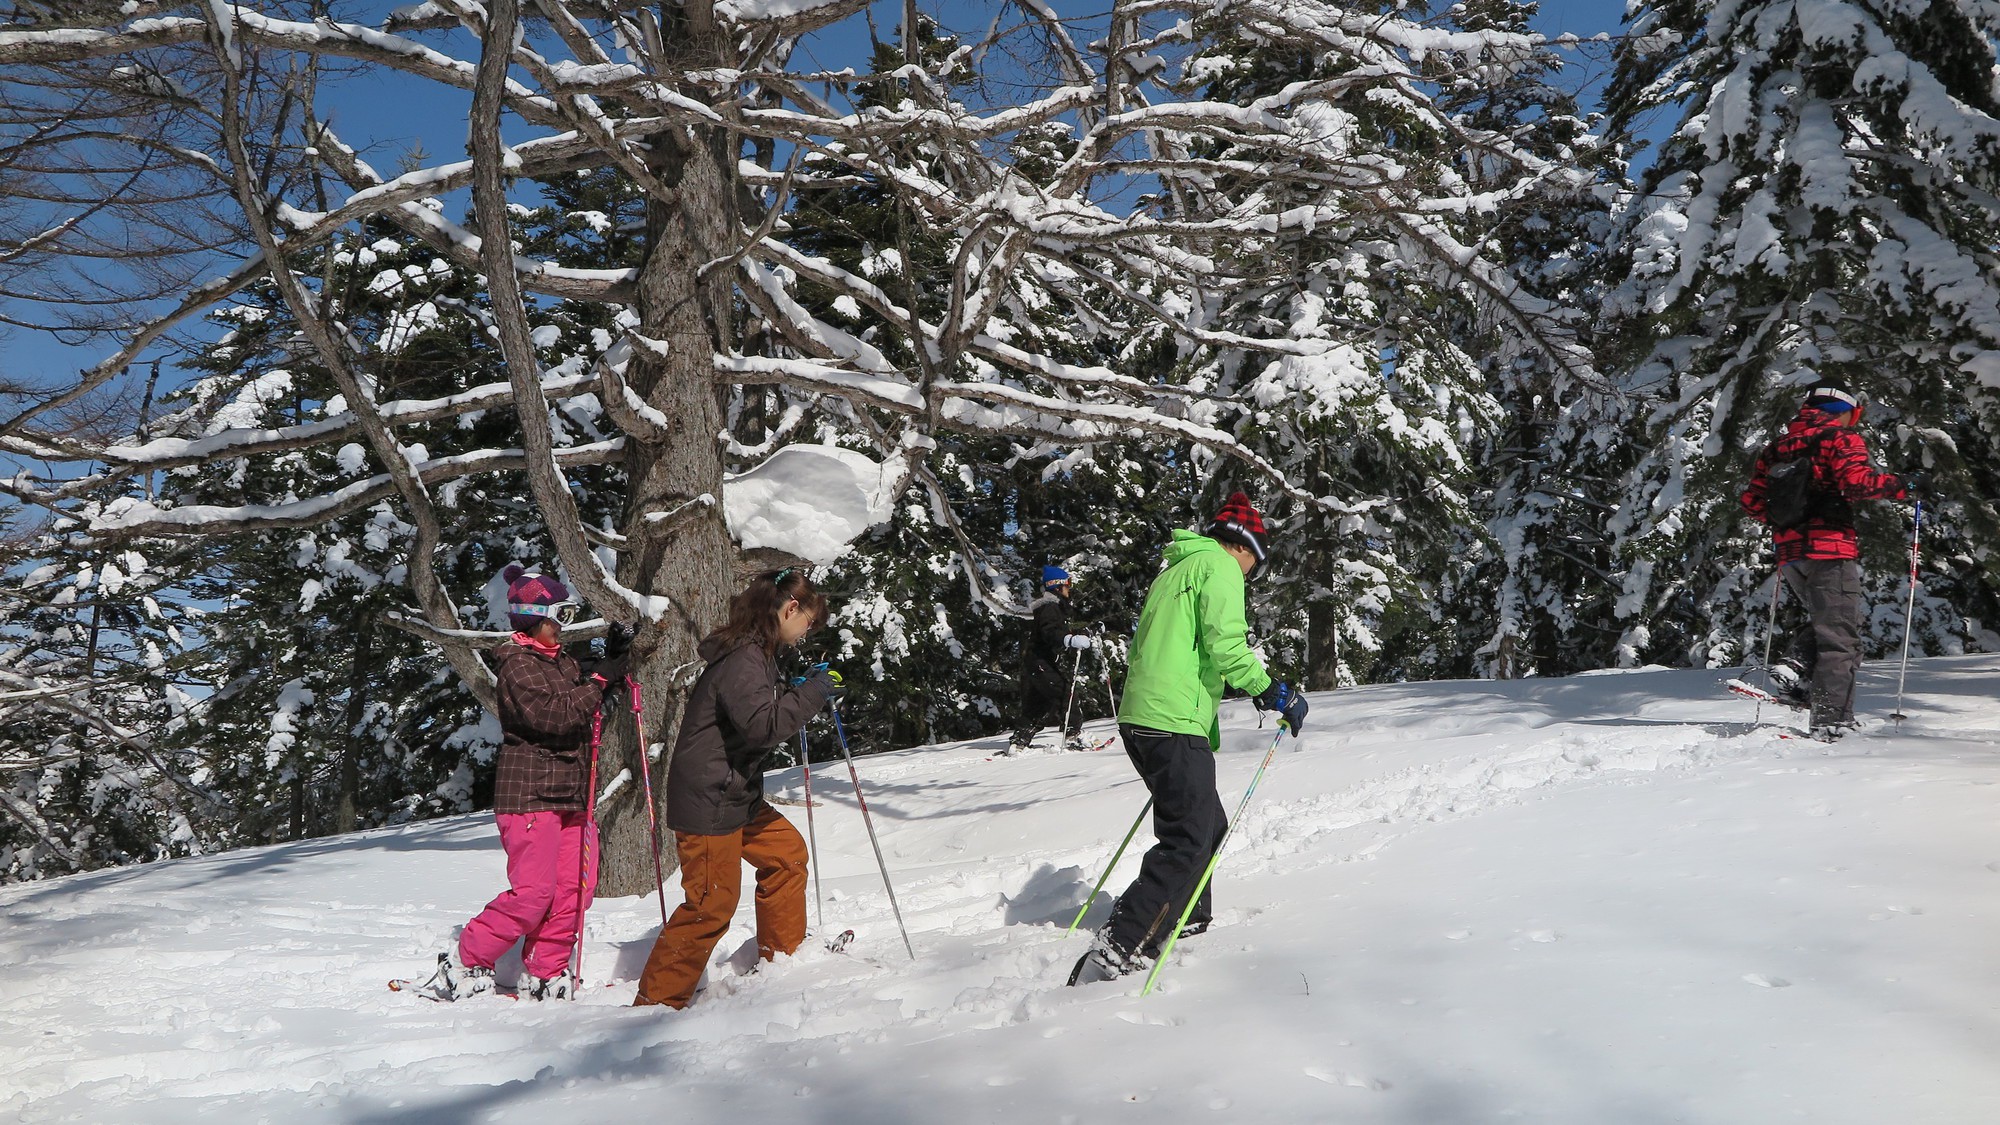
left=1782, top=558, right=1864, bottom=726
left=1101, top=725, right=1226, bottom=957
left=1013, top=656, right=1078, bottom=744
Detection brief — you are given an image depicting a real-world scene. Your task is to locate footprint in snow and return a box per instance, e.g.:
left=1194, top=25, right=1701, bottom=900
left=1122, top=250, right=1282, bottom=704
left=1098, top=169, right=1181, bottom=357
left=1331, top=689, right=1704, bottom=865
left=1304, top=1067, right=1389, bottom=1091
left=1742, top=974, right=1791, bottom=988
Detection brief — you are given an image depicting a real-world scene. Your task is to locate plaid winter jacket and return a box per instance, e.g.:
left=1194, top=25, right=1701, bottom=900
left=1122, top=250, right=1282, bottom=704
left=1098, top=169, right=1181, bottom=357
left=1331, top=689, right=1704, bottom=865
left=491, top=640, right=607, bottom=814
left=1740, top=413, right=1907, bottom=565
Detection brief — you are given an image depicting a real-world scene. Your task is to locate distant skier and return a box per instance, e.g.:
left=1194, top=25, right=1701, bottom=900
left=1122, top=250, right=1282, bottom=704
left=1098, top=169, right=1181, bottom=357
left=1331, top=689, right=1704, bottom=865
left=1008, top=565, right=1094, bottom=754
left=1741, top=383, right=1918, bottom=741
left=1069, top=493, right=1308, bottom=985
left=434, top=565, right=628, bottom=1002
left=633, top=567, right=842, bottom=1009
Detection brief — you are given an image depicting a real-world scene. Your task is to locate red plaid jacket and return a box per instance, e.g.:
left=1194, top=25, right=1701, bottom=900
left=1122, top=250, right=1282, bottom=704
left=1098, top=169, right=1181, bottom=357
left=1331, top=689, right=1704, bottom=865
left=491, top=640, right=606, bottom=814
left=1740, top=414, right=1906, bottom=564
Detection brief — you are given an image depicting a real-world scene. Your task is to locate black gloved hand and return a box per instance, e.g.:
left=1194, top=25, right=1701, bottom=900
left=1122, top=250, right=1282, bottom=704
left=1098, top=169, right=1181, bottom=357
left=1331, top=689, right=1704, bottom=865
left=806, top=668, right=848, bottom=704
left=1900, top=472, right=1928, bottom=500
left=1252, top=680, right=1308, bottom=737
left=604, top=622, right=632, bottom=659
left=592, top=652, right=630, bottom=685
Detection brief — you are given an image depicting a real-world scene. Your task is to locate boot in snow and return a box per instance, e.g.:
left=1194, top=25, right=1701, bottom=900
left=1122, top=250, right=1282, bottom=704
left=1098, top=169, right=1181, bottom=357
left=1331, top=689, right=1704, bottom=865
left=1066, top=934, right=1142, bottom=986
left=1809, top=720, right=1858, bottom=743
left=411, top=952, right=494, bottom=1001
left=1062, top=734, right=1088, bottom=753
left=1767, top=658, right=1805, bottom=693
left=1003, top=728, right=1036, bottom=756
left=523, top=971, right=574, bottom=1001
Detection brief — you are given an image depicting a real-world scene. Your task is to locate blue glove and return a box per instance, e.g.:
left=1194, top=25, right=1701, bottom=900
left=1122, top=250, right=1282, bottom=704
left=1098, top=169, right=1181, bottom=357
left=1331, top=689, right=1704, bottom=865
left=794, top=662, right=847, bottom=703
left=1253, top=681, right=1307, bottom=737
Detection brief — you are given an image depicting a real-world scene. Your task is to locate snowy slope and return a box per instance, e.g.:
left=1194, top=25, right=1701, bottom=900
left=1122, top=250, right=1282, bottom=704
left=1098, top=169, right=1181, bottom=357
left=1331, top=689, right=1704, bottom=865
left=7, top=659, right=2000, bottom=1123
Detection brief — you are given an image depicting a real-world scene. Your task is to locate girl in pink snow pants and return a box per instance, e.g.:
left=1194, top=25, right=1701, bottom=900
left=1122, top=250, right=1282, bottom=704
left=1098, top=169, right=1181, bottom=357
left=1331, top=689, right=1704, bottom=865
left=445, top=565, right=628, bottom=1000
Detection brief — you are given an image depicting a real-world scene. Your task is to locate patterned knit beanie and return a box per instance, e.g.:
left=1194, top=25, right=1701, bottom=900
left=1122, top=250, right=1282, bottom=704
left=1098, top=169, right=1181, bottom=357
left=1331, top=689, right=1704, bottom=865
left=1042, top=565, right=1071, bottom=590
left=502, top=563, right=573, bottom=632
left=1202, top=492, right=1267, bottom=570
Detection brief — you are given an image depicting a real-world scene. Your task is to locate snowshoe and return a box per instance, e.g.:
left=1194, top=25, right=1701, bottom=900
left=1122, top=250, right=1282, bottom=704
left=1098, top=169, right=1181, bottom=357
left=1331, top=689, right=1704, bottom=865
left=1767, top=659, right=1805, bottom=694
left=522, top=971, right=574, bottom=1001
left=1066, top=937, right=1143, bottom=986
left=390, top=952, right=495, bottom=1002
left=1724, top=678, right=1808, bottom=711
left=1062, top=735, right=1088, bottom=753
left=1809, top=721, right=1859, bottom=743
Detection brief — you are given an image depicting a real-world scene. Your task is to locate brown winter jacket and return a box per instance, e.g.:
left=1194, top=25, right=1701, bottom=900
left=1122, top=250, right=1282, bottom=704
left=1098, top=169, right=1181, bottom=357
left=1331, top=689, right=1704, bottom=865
left=666, top=636, right=831, bottom=835
left=492, top=640, right=607, bottom=815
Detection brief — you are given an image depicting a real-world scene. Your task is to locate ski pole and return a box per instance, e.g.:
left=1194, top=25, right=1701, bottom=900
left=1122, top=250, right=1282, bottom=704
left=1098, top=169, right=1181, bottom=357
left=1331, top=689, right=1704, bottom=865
left=828, top=701, right=917, bottom=960
left=1066, top=796, right=1151, bottom=935
left=1099, top=639, right=1122, bottom=720
left=800, top=727, right=823, bottom=932
left=1141, top=725, right=1289, bottom=997
left=571, top=699, right=606, bottom=994
left=1758, top=564, right=1783, bottom=726
left=628, top=678, right=669, bottom=932
left=1060, top=644, right=1085, bottom=742
left=1892, top=499, right=1924, bottom=724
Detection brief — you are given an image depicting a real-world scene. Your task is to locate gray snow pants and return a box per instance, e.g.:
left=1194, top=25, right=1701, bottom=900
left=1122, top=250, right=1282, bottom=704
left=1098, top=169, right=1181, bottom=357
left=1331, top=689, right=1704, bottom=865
left=1781, top=558, right=1864, bottom=726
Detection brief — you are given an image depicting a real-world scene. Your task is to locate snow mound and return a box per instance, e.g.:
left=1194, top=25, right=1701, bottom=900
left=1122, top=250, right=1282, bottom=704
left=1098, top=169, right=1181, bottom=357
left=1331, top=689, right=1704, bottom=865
left=723, top=443, right=896, bottom=564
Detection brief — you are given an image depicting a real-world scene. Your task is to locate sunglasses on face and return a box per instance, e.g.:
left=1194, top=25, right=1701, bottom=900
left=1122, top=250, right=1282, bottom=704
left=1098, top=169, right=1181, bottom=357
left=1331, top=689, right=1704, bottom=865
left=511, top=601, right=580, bottom=625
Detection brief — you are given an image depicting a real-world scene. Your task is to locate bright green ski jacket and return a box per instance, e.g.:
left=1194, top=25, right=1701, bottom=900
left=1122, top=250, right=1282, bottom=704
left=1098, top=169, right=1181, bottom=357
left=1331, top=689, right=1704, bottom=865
left=1116, top=530, right=1273, bottom=749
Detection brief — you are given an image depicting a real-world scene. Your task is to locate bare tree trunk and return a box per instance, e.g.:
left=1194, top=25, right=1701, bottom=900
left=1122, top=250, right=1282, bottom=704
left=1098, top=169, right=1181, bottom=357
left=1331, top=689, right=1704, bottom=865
left=595, top=3, right=738, bottom=899
left=1306, top=593, right=1343, bottom=692
left=337, top=625, right=372, bottom=833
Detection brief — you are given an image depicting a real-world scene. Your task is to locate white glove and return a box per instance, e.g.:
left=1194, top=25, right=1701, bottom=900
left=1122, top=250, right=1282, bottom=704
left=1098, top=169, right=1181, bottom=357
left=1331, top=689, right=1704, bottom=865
left=1065, top=633, right=1092, bottom=650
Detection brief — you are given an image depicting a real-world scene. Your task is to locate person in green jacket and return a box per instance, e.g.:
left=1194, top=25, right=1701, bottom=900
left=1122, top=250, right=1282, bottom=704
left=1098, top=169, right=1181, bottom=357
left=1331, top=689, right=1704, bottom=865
left=1069, top=492, right=1308, bottom=986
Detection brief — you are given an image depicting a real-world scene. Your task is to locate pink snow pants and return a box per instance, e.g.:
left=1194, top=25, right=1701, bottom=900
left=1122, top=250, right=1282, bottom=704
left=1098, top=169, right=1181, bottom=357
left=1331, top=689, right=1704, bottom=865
left=459, top=810, right=598, bottom=979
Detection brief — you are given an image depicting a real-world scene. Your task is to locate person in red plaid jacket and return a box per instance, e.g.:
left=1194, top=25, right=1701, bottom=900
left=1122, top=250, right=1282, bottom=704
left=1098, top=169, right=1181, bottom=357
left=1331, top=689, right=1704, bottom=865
left=441, top=564, right=629, bottom=1001
left=1740, top=384, right=1917, bottom=739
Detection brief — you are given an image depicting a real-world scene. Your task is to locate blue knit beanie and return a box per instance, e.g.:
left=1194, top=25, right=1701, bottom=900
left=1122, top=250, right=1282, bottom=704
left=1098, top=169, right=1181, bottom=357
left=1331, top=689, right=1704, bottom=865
left=1041, top=565, right=1071, bottom=589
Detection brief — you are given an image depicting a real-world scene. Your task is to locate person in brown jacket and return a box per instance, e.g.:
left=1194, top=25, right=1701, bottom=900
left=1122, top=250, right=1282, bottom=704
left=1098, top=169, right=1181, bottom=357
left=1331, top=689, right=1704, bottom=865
left=634, top=567, right=840, bottom=1009
left=441, top=565, right=628, bottom=1002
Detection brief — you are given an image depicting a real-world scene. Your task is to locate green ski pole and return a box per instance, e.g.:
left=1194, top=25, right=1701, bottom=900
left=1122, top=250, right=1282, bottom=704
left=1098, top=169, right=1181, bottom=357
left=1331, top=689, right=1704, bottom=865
left=1141, top=725, right=1289, bottom=997
left=1066, top=797, right=1153, bottom=935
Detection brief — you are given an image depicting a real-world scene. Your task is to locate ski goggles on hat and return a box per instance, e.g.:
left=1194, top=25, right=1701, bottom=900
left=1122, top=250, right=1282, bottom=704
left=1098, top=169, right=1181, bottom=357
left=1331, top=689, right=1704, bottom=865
left=1807, top=388, right=1862, bottom=414
left=510, top=600, right=580, bottom=625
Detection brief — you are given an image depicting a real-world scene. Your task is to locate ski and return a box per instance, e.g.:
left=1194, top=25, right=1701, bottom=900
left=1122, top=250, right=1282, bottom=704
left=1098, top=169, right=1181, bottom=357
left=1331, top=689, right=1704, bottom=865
left=1723, top=677, right=1807, bottom=710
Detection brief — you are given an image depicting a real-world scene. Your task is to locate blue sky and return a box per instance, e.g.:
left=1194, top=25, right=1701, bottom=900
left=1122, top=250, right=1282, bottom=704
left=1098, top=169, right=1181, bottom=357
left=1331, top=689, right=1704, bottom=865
left=0, top=0, right=1637, bottom=428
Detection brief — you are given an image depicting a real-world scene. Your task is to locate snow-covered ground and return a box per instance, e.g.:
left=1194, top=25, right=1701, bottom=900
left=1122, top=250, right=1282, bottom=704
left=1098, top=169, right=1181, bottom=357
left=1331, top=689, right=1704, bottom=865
left=8, top=658, right=2000, bottom=1123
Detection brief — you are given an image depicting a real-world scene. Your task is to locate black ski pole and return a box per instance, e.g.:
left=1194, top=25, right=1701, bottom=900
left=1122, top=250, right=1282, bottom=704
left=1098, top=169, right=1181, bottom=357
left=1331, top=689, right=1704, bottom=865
left=800, top=727, right=823, bottom=931
left=1892, top=499, right=1924, bottom=724
left=828, top=700, right=916, bottom=960
left=1758, top=564, right=1783, bottom=727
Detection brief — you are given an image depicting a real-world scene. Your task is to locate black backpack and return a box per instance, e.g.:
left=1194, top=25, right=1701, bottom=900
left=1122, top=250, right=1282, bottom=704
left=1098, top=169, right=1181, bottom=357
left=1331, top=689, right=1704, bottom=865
left=1761, top=433, right=1831, bottom=532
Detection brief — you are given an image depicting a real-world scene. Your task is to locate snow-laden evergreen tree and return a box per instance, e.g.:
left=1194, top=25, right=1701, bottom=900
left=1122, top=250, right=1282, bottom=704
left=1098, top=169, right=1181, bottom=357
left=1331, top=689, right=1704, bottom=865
left=1170, top=5, right=1596, bottom=686
left=1600, top=0, right=2000, bottom=664
left=0, top=480, right=214, bottom=879
left=1431, top=0, right=1628, bottom=678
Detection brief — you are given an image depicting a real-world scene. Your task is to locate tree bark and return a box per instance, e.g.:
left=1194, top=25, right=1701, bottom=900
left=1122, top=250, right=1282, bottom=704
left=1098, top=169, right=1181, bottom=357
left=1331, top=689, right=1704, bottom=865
left=594, top=0, right=738, bottom=899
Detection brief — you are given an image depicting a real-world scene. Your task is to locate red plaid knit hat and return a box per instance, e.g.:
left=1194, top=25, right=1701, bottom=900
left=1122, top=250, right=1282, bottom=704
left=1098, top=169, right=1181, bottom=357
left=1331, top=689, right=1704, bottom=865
left=1202, top=491, right=1267, bottom=570
left=502, top=563, right=574, bottom=631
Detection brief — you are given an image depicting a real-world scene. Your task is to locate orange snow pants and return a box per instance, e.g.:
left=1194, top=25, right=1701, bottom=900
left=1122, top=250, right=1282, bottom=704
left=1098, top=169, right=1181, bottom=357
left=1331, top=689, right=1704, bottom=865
left=633, top=805, right=807, bottom=1008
